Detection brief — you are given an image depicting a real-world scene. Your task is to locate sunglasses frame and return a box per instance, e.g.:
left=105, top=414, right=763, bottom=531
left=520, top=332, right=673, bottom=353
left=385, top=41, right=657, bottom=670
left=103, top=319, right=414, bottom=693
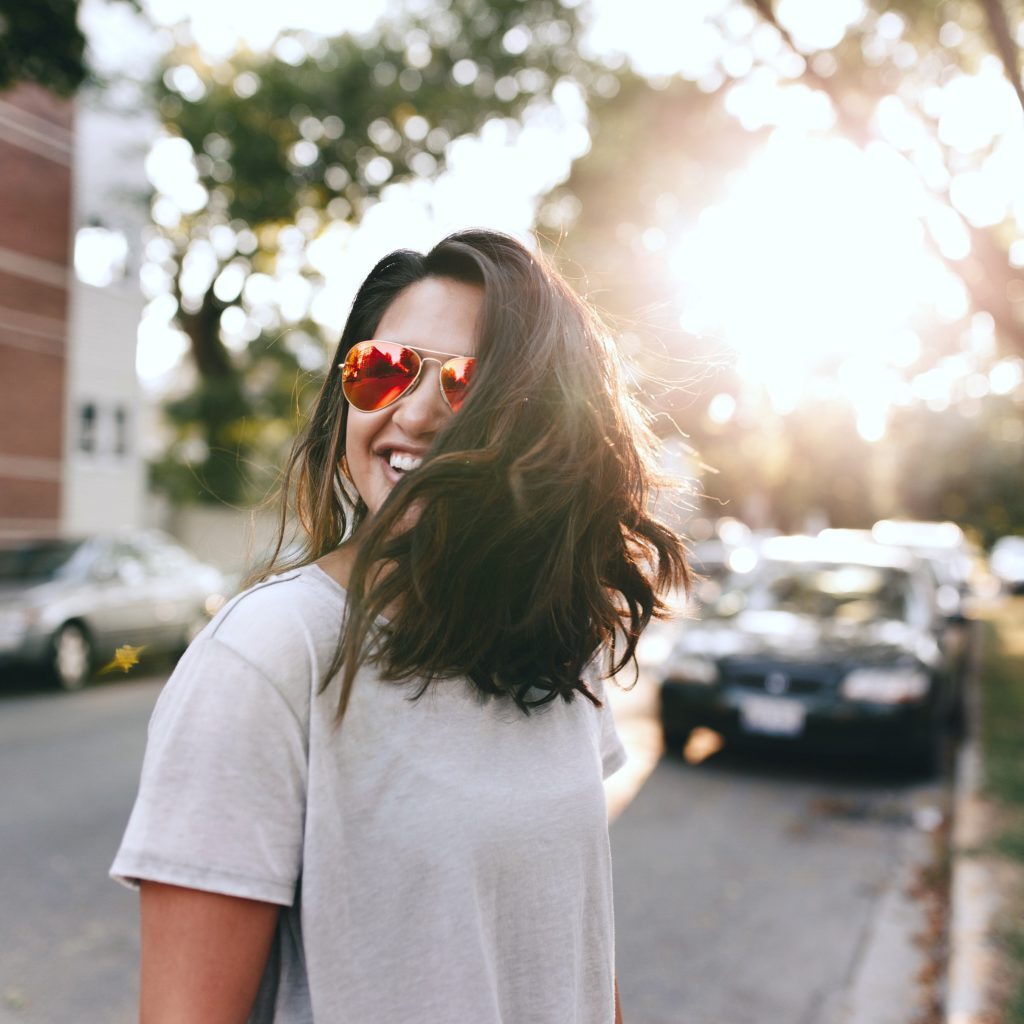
left=340, top=340, right=477, bottom=413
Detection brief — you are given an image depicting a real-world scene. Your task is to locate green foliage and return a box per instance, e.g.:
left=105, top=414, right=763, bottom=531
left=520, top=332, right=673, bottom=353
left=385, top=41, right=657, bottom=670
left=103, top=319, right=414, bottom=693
left=671, top=390, right=1024, bottom=539
left=889, top=397, right=1024, bottom=545
left=982, top=609, right=1024, bottom=807
left=980, top=605, right=1024, bottom=1024
left=165, top=1, right=595, bottom=226
left=0, top=0, right=86, bottom=95
left=151, top=336, right=316, bottom=506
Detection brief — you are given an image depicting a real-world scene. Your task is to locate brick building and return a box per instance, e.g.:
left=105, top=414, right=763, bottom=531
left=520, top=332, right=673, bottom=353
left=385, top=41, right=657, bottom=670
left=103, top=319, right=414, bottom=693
left=0, top=78, right=149, bottom=541
left=0, top=84, right=74, bottom=539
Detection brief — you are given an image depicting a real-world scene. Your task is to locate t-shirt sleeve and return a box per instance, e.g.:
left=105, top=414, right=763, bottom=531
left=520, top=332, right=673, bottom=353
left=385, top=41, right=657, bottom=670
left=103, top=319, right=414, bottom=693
left=110, top=635, right=308, bottom=906
left=585, top=662, right=628, bottom=780
left=598, top=689, right=628, bottom=780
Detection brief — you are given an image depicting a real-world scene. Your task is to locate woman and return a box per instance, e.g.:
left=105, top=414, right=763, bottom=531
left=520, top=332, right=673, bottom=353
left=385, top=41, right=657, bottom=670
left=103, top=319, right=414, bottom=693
left=113, top=229, right=688, bottom=1023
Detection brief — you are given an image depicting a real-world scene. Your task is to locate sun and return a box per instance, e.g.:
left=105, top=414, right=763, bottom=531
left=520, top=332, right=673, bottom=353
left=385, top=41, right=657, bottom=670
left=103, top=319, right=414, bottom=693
left=669, top=130, right=955, bottom=438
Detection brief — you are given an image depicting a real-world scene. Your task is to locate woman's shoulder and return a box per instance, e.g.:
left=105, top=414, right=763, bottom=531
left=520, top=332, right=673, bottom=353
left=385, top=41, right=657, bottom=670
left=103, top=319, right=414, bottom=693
left=196, top=564, right=346, bottom=682
left=215, top=563, right=344, bottom=625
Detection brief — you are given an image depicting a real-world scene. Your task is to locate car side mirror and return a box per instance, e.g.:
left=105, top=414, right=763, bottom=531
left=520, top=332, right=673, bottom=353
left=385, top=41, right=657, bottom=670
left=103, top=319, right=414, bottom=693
left=91, top=561, right=118, bottom=583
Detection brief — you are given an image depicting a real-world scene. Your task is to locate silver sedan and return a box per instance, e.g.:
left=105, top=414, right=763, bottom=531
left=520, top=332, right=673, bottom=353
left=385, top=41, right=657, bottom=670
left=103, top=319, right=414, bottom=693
left=0, top=531, right=228, bottom=690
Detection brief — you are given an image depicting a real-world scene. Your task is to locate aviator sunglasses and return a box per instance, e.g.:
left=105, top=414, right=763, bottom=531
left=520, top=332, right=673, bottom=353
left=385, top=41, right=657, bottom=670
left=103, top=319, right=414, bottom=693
left=341, top=340, right=477, bottom=413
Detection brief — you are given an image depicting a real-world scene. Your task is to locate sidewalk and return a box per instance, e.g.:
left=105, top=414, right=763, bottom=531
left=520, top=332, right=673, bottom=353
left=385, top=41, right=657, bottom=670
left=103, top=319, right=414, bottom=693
left=946, top=604, right=1024, bottom=1024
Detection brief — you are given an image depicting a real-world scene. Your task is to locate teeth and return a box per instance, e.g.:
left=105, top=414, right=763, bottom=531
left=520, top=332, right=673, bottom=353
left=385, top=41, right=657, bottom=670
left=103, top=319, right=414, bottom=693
left=388, top=451, right=423, bottom=473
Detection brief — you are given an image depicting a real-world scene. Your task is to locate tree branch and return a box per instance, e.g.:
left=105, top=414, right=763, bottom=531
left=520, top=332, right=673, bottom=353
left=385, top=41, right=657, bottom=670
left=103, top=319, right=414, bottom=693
left=978, top=0, right=1024, bottom=116
left=742, top=0, right=1024, bottom=359
left=744, top=0, right=874, bottom=145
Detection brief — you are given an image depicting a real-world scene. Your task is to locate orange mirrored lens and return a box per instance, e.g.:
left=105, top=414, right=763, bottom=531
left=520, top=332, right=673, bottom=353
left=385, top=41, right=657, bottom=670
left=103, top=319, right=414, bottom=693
left=342, top=342, right=420, bottom=411
left=440, top=357, right=475, bottom=412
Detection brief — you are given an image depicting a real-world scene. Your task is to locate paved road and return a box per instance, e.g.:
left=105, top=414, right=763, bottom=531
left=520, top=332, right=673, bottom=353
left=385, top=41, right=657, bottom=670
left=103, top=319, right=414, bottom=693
left=1, top=672, right=945, bottom=1024
left=608, top=678, right=946, bottom=1024
left=0, top=676, right=163, bottom=1024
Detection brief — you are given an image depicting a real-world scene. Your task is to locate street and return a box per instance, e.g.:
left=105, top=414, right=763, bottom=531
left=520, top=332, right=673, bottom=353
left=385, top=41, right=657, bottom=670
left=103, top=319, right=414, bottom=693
left=607, top=676, right=945, bottom=1024
left=1, top=671, right=946, bottom=1024
left=0, top=676, right=162, bottom=1024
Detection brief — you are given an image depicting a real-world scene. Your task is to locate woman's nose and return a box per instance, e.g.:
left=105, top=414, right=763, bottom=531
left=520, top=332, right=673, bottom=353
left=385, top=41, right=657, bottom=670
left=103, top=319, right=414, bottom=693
left=391, top=359, right=451, bottom=436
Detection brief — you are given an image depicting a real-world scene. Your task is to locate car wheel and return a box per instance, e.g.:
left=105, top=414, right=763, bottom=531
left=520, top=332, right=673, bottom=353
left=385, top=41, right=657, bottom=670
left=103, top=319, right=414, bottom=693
left=51, top=623, right=92, bottom=692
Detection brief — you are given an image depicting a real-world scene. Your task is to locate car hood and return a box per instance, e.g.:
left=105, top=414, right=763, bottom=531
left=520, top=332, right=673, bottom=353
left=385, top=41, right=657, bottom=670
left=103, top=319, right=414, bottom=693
left=0, top=579, right=67, bottom=609
left=673, top=610, right=941, bottom=668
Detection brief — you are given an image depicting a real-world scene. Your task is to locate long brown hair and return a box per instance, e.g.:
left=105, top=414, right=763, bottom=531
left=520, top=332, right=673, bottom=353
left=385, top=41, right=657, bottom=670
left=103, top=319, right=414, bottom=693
left=258, top=229, right=690, bottom=719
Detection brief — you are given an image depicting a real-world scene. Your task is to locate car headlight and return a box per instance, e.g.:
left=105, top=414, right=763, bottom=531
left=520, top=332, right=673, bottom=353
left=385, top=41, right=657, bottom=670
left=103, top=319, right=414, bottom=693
left=0, top=607, right=38, bottom=648
left=840, top=667, right=930, bottom=704
left=666, top=654, right=719, bottom=685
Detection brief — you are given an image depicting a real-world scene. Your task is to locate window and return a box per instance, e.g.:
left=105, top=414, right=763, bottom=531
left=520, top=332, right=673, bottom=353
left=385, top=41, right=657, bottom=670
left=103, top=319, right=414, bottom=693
left=114, top=405, right=129, bottom=456
left=78, top=402, right=97, bottom=453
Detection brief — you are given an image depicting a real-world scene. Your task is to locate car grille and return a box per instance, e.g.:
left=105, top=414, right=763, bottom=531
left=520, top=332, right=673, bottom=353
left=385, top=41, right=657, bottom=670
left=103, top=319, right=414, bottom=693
left=728, top=670, right=830, bottom=696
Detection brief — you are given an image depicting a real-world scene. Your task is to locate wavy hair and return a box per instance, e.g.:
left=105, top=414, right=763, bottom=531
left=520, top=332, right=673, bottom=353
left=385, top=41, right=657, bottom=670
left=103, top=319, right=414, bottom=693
left=257, top=229, right=690, bottom=720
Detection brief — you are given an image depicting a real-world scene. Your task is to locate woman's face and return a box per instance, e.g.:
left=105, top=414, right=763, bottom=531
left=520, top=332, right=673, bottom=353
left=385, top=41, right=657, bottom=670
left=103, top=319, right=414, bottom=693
left=344, top=276, right=484, bottom=517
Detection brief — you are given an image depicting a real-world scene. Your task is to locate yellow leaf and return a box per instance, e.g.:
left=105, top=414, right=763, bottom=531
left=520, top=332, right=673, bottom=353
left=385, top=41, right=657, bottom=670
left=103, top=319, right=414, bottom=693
left=99, top=644, right=147, bottom=675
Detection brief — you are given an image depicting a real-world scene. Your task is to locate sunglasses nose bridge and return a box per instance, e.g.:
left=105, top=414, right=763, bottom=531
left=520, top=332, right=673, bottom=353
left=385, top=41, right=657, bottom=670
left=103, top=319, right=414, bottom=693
left=413, top=356, right=457, bottom=410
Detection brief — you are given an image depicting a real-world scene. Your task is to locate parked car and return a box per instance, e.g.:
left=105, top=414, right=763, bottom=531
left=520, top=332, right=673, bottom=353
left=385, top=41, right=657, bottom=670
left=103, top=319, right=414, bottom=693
left=0, top=531, right=228, bottom=691
left=657, top=535, right=961, bottom=773
left=870, top=520, right=979, bottom=617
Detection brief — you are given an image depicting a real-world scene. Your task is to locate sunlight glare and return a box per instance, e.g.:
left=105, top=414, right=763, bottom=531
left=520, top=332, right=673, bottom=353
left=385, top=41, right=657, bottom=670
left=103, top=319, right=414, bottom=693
left=725, top=72, right=835, bottom=132
left=136, top=306, right=190, bottom=387
left=142, top=0, right=390, bottom=57
left=74, top=227, right=129, bottom=287
left=776, top=0, right=865, bottom=51
left=938, top=64, right=1022, bottom=154
left=672, top=134, right=938, bottom=416
left=584, top=0, right=728, bottom=78
left=707, top=393, right=737, bottom=424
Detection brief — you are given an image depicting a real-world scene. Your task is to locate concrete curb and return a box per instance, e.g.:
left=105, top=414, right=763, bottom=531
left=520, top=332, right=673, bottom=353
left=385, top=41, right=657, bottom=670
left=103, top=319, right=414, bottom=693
left=945, top=737, right=1000, bottom=1023
left=841, top=818, right=936, bottom=1024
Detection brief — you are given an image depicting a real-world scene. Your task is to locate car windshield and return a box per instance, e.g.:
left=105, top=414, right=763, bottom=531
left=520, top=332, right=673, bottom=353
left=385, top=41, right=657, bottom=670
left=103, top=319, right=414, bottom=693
left=710, top=561, right=914, bottom=624
left=0, top=540, right=85, bottom=582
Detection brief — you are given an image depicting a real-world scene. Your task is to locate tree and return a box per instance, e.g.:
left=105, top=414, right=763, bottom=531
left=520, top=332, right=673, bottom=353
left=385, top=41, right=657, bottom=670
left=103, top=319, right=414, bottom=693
left=0, top=0, right=86, bottom=95
left=146, top=0, right=608, bottom=504
left=553, top=0, right=1024, bottom=531
left=0, top=0, right=142, bottom=96
left=745, top=0, right=1024, bottom=358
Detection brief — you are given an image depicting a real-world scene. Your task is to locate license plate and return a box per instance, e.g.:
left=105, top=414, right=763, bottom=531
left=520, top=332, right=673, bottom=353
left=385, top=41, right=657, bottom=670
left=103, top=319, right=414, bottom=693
left=739, top=695, right=806, bottom=737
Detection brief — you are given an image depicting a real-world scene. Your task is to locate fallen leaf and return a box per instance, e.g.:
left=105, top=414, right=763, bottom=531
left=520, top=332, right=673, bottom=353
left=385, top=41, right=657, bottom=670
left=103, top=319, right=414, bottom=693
left=99, top=644, right=146, bottom=675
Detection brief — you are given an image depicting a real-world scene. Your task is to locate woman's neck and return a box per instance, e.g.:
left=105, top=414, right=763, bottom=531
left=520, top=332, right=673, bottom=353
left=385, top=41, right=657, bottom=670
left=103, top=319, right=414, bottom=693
left=315, top=537, right=361, bottom=590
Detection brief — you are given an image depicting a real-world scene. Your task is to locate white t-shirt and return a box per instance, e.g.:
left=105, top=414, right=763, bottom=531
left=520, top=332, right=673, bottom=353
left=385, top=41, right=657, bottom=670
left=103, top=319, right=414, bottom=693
left=112, top=564, right=627, bottom=1023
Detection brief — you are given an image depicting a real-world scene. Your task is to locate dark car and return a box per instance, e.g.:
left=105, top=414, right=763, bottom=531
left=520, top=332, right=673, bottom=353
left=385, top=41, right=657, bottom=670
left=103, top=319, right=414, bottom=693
left=658, top=535, right=960, bottom=773
left=0, top=531, right=228, bottom=691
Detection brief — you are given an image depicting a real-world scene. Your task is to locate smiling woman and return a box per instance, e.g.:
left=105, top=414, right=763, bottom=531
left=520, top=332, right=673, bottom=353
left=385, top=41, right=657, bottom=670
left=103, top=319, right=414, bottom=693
left=112, top=228, right=688, bottom=1024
